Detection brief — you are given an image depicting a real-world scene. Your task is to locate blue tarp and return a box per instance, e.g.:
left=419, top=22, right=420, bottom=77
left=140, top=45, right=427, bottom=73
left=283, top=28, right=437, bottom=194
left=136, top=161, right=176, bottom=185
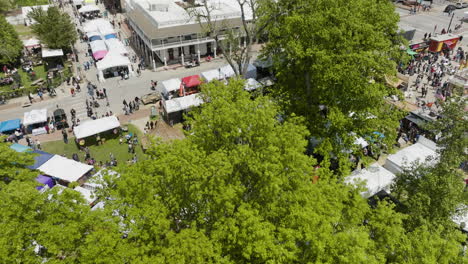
left=10, top=143, right=31, bottom=153
left=89, top=35, right=102, bottom=41
left=27, top=150, right=54, bottom=170
left=0, top=119, right=21, bottom=133
left=104, top=34, right=116, bottom=40
left=36, top=175, right=55, bottom=190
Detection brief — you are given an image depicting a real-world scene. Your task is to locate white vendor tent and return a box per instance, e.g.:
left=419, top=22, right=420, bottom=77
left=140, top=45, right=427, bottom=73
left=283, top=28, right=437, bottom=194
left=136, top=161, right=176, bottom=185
left=243, top=64, right=257, bottom=79
left=161, top=78, right=182, bottom=95
left=244, top=78, right=262, bottom=91
left=38, top=155, right=93, bottom=183
left=73, top=115, right=120, bottom=139
left=42, top=48, right=64, bottom=58
left=201, top=69, right=221, bottom=82
left=104, top=38, right=128, bottom=56
left=78, top=4, right=100, bottom=13
left=164, top=93, right=204, bottom=114
left=90, top=40, right=107, bottom=53
left=83, top=20, right=99, bottom=33
left=22, top=38, right=40, bottom=48
left=453, top=207, right=468, bottom=232
left=345, top=163, right=396, bottom=198
left=354, top=137, right=369, bottom=148
left=384, top=136, right=439, bottom=175
left=74, top=186, right=97, bottom=205
left=219, top=64, right=235, bottom=79
left=23, top=109, right=47, bottom=126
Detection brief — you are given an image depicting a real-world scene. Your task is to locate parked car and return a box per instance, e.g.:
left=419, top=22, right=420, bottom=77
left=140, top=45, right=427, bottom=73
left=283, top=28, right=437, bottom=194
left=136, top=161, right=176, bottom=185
left=141, top=92, right=161, bottom=105
left=456, top=1, right=468, bottom=8
left=445, top=4, right=458, bottom=12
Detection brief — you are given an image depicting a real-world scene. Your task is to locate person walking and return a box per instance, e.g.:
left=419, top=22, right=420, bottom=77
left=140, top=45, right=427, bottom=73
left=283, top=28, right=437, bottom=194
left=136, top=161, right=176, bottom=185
left=103, top=87, right=107, bottom=98
left=62, top=129, right=68, bottom=144
left=123, top=99, right=128, bottom=107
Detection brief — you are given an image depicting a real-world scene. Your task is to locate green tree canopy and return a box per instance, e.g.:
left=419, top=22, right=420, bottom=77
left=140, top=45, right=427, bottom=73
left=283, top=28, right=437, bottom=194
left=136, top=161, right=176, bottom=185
left=28, top=6, right=77, bottom=50
left=0, top=15, right=23, bottom=64
left=262, top=0, right=406, bottom=175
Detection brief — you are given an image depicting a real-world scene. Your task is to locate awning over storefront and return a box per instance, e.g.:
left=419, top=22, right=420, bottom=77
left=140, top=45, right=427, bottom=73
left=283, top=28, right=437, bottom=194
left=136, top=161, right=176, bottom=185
left=0, top=119, right=21, bottom=133
left=181, top=75, right=201, bottom=88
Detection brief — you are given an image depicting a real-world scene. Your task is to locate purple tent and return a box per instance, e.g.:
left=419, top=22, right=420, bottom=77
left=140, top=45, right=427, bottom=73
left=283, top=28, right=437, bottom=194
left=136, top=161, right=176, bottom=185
left=35, top=175, right=55, bottom=190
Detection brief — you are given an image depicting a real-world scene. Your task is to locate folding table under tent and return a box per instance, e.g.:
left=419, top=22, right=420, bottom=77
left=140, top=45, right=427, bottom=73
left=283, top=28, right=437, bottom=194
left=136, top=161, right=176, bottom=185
left=96, top=50, right=133, bottom=81
left=384, top=136, right=439, bottom=175
left=345, top=163, right=396, bottom=198
left=0, top=119, right=21, bottom=133
left=10, top=143, right=31, bottom=153
left=78, top=4, right=100, bottom=13
left=35, top=175, right=55, bottom=191
left=38, top=155, right=93, bottom=183
left=27, top=150, right=55, bottom=170
left=200, top=69, right=222, bottom=82
left=73, top=115, right=121, bottom=140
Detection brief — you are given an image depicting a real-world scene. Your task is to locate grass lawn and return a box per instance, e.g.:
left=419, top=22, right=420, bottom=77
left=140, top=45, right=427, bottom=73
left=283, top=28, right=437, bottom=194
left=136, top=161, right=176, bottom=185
left=16, top=0, right=49, bottom=6
left=42, top=124, right=146, bottom=165
left=13, top=24, right=34, bottom=38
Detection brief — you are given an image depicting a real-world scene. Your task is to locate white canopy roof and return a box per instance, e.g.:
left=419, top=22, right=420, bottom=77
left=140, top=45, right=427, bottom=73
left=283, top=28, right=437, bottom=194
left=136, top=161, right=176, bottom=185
left=384, top=137, right=439, bottom=175
left=22, top=38, right=40, bottom=48
left=73, top=115, right=120, bottom=139
left=453, top=207, right=468, bottom=232
left=74, top=186, right=97, bottom=205
left=96, top=50, right=131, bottom=71
left=90, top=40, right=107, bottom=53
left=161, top=78, right=181, bottom=94
left=201, top=69, right=221, bottom=82
left=165, top=93, right=204, bottom=114
left=244, top=78, right=261, bottom=91
left=23, top=108, right=47, bottom=126
left=346, top=163, right=396, bottom=198
left=73, top=0, right=83, bottom=6
left=243, top=64, right=257, bottom=79
left=354, top=136, right=369, bottom=148
left=83, top=18, right=113, bottom=33
left=104, top=38, right=128, bottom=56
left=38, top=155, right=93, bottom=182
left=219, top=64, right=235, bottom=79
left=79, top=4, right=100, bottom=13
left=41, top=48, right=64, bottom=58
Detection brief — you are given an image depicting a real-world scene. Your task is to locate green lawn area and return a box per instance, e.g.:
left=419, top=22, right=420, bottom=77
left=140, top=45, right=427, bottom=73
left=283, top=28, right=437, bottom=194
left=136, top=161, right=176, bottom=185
left=16, top=0, right=49, bottom=7
left=42, top=124, right=146, bottom=165
left=13, top=24, right=34, bottom=38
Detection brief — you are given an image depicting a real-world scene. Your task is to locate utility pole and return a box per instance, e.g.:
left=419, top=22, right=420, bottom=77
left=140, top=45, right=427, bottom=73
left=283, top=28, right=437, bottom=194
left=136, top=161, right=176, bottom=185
left=448, top=12, right=455, bottom=33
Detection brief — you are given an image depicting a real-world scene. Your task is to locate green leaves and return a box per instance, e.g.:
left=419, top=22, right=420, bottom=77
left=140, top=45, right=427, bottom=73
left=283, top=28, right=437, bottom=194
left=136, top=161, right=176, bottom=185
left=28, top=6, right=77, bottom=50
left=0, top=15, right=23, bottom=64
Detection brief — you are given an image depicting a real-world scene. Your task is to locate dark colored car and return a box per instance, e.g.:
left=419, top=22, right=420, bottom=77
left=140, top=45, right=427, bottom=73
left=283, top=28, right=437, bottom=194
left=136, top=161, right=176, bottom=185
left=445, top=4, right=457, bottom=12
left=141, top=92, right=161, bottom=105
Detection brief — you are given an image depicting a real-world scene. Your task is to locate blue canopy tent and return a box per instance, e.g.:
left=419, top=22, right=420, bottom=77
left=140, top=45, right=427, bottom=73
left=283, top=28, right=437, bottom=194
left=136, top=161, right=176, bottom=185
left=35, top=175, right=55, bottom=190
left=104, top=34, right=116, bottom=40
left=0, top=119, right=21, bottom=133
left=10, top=143, right=31, bottom=153
left=27, top=150, right=54, bottom=170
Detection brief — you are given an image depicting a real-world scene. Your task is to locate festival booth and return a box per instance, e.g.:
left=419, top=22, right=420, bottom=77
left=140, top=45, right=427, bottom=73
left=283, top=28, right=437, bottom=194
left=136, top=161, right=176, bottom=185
left=345, top=163, right=396, bottom=198
left=22, top=38, right=41, bottom=50
left=219, top=64, right=235, bottom=79
left=162, top=93, right=204, bottom=123
left=41, top=48, right=64, bottom=70
left=428, top=34, right=459, bottom=53
left=0, top=119, right=21, bottom=134
left=453, top=207, right=468, bottom=233
left=104, top=38, right=128, bottom=56
left=384, top=136, right=438, bottom=175
left=78, top=4, right=100, bottom=19
left=90, top=40, right=108, bottom=60
left=10, top=143, right=31, bottom=153
left=180, top=75, right=202, bottom=96
left=243, top=64, right=257, bottom=79
left=23, top=108, right=48, bottom=135
left=104, top=33, right=117, bottom=40
left=35, top=175, right=55, bottom=191
left=27, top=150, right=55, bottom=170
left=74, top=186, right=97, bottom=205
left=73, top=116, right=120, bottom=145
left=409, top=42, right=429, bottom=53
left=73, top=0, right=84, bottom=8
left=38, top=155, right=93, bottom=185
left=161, top=78, right=181, bottom=99
left=96, top=50, right=132, bottom=81
left=244, top=78, right=262, bottom=91
left=87, top=31, right=102, bottom=41
left=200, top=69, right=222, bottom=82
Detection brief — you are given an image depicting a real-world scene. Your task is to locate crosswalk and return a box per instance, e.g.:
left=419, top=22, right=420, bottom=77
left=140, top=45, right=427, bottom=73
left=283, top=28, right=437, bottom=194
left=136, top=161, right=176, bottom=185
left=54, top=91, right=113, bottom=125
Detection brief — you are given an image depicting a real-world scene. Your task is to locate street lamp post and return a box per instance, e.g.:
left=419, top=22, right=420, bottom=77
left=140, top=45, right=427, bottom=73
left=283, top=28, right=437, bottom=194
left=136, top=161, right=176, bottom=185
left=448, top=13, right=455, bottom=33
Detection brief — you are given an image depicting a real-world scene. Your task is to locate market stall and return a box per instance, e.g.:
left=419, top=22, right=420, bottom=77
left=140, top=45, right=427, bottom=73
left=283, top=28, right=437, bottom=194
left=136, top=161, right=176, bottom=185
left=23, top=109, right=48, bottom=135
left=200, top=69, right=221, bottom=82
left=22, top=38, right=41, bottom=49
left=219, top=64, right=235, bottom=79
left=78, top=4, right=100, bottom=14
left=345, top=163, right=396, bottom=198
left=38, top=155, right=93, bottom=184
left=384, top=136, right=438, bottom=175
left=35, top=175, right=55, bottom=191
left=161, top=78, right=182, bottom=99
left=428, top=33, right=459, bottom=53
left=90, top=40, right=108, bottom=60
left=96, top=50, right=132, bottom=81
left=28, top=150, right=54, bottom=170
left=0, top=119, right=21, bottom=134
left=243, top=64, right=257, bottom=79
left=244, top=78, right=262, bottom=91
left=104, top=38, right=128, bottom=56
left=73, top=115, right=120, bottom=141
left=162, top=93, right=204, bottom=123
left=74, top=186, right=97, bottom=205
left=180, top=75, right=201, bottom=96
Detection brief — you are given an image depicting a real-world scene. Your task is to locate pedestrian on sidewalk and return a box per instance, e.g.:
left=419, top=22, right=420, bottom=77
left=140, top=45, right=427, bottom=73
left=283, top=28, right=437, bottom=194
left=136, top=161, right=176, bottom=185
left=103, top=87, right=107, bottom=97
left=62, top=129, right=68, bottom=144
left=28, top=93, right=34, bottom=104
left=123, top=99, right=127, bottom=106
left=38, top=90, right=44, bottom=100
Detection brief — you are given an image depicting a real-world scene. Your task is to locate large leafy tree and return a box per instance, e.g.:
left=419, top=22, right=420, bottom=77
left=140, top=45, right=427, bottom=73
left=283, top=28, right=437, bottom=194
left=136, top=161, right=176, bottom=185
left=0, top=15, right=23, bottom=64
left=262, top=0, right=406, bottom=175
left=0, top=140, right=35, bottom=187
left=28, top=6, right=77, bottom=50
